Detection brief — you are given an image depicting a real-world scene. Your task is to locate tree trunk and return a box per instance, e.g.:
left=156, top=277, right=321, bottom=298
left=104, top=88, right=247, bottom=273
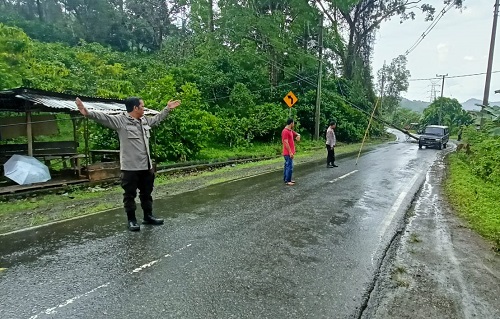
left=344, top=42, right=356, bottom=80
left=300, top=21, right=309, bottom=73
left=36, top=0, right=43, bottom=22
left=208, top=0, right=214, bottom=32
left=267, top=47, right=278, bottom=88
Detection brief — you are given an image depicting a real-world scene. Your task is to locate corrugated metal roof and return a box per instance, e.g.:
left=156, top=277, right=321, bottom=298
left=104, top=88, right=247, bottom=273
left=17, top=93, right=159, bottom=115
left=0, top=88, right=159, bottom=115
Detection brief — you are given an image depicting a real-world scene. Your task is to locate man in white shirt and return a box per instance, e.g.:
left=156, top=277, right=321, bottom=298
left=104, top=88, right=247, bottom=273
left=325, top=121, right=338, bottom=168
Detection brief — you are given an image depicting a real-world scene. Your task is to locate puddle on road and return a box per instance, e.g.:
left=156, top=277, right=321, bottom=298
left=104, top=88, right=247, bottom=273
left=330, top=212, right=349, bottom=225
left=341, top=198, right=357, bottom=208
left=380, top=178, right=392, bottom=189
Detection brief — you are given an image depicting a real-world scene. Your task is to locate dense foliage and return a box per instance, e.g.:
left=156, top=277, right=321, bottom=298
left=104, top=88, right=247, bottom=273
left=446, top=126, right=500, bottom=249
left=420, top=97, right=473, bottom=134
left=0, top=22, right=374, bottom=162
left=0, top=1, right=465, bottom=161
left=457, top=127, right=500, bottom=185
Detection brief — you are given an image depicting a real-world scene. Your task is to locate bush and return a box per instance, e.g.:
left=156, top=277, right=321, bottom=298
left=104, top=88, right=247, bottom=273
left=445, top=154, right=500, bottom=249
left=461, top=127, right=500, bottom=184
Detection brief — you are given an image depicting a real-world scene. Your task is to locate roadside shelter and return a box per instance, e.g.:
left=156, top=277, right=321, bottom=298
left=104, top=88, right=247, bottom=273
left=0, top=87, right=158, bottom=191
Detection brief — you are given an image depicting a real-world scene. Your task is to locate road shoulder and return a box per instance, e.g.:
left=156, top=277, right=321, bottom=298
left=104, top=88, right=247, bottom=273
left=363, top=152, right=500, bottom=319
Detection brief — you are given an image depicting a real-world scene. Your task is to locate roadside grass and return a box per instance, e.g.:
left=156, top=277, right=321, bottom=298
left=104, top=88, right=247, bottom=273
left=28, top=214, right=50, bottom=226
left=0, top=187, right=121, bottom=217
left=195, top=138, right=381, bottom=161
left=409, top=233, right=422, bottom=243
left=58, top=202, right=118, bottom=220
left=0, top=139, right=384, bottom=228
left=394, top=265, right=407, bottom=274
left=197, top=142, right=282, bottom=160
left=445, top=154, right=500, bottom=251
left=153, top=156, right=285, bottom=186
left=12, top=199, right=119, bottom=229
left=156, top=141, right=375, bottom=186
left=196, top=139, right=333, bottom=160
left=406, top=208, right=416, bottom=218
left=391, top=264, right=410, bottom=287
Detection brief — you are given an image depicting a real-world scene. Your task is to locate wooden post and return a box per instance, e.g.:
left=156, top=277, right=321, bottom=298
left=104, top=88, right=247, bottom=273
left=72, top=115, right=78, bottom=143
left=26, top=110, right=33, bottom=156
left=84, top=117, right=90, bottom=179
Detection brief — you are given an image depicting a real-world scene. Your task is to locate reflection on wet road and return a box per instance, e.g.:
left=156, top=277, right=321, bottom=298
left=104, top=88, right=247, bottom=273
left=0, top=130, right=442, bottom=319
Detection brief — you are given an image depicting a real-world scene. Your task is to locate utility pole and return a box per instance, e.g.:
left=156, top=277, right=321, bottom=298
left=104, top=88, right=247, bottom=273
left=481, top=0, right=499, bottom=128
left=437, top=74, right=447, bottom=98
left=436, top=73, right=448, bottom=125
left=483, top=0, right=499, bottom=106
left=429, top=81, right=438, bottom=102
left=380, top=65, right=386, bottom=121
left=314, top=14, right=324, bottom=140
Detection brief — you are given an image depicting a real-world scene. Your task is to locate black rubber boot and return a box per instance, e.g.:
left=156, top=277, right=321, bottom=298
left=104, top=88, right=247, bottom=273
left=143, top=214, right=164, bottom=225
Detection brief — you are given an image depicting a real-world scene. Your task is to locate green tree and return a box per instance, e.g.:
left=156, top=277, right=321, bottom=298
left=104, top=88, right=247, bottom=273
left=297, top=78, right=371, bottom=142
left=421, top=97, right=473, bottom=133
left=0, top=0, right=393, bottom=154
left=23, top=41, right=138, bottom=96
left=140, top=76, right=216, bottom=161
left=377, top=55, right=411, bottom=120
left=0, top=0, right=78, bottom=45
left=392, top=108, right=421, bottom=129
left=126, top=0, right=185, bottom=51
left=0, top=24, right=32, bottom=89
left=317, top=0, right=464, bottom=81
left=467, top=106, right=500, bottom=136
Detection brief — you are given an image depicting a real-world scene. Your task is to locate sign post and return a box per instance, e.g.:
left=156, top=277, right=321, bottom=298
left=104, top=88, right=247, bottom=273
left=283, top=91, right=298, bottom=117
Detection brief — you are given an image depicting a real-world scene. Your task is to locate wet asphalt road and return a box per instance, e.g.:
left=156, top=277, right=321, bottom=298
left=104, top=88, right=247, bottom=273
left=0, top=131, right=443, bottom=319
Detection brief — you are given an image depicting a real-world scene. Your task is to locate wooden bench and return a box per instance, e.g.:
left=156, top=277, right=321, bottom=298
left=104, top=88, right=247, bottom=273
left=0, top=141, right=84, bottom=176
left=89, top=149, right=120, bottom=163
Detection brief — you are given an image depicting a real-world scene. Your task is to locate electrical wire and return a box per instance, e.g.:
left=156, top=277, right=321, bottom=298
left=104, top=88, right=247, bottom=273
left=405, top=2, right=455, bottom=56
left=409, top=70, right=500, bottom=81
left=204, top=75, right=318, bottom=103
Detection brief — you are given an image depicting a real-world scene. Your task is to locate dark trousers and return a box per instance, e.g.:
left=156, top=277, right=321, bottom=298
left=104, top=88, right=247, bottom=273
left=326, top=145, right=335, bottom=165
left=121, top=170, right=155, bottom=221
left=283, top=155, right=294, bottom=183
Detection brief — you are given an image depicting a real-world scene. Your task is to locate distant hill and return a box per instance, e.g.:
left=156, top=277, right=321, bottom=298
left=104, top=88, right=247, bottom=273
left=461, top=98, right=500, bottom=111
left=400, top=97, right=500, bottom=113
left=400, top=98, right=430, bottom=113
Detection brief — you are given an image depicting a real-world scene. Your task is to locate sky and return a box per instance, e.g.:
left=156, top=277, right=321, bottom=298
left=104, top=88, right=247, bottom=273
left=372, top=0, right=500, bottom=103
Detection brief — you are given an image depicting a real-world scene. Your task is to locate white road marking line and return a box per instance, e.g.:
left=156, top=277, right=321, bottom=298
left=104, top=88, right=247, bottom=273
left=131, top=243, right=192, bottom=274
left=28, top=243, right=193, bottom=318
left=28, top=282, right=111, bottom=319
left=378, top=174, right=421, bottom=239
left=329, top=170, right=358, bottom=183
left=131, top=260, right=159, bottom=273
left=175, top=243, right=192, bottom=252
left=370, top=173, right=422, bottom=267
